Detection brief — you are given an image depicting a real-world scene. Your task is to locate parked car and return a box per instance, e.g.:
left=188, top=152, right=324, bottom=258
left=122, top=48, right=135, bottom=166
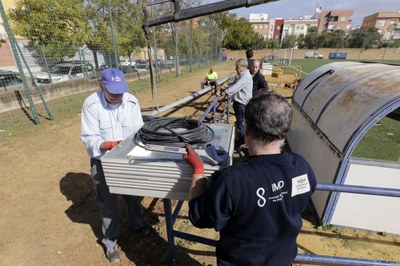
left=304, top=52, right=324, bottom=59
left=120, top=59, right=136, bottom=67
left=155, top=59, right=165, bottom=68
left=0, top=70, right=23, bottom=90
left=100, top=63, right=138, bottom=74
left=36, top=61, right=96, bottom=84
left=135, top=61, right=149, bottom=72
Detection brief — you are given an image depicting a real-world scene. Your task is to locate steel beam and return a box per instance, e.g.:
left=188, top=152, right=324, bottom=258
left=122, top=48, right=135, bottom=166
left=144, top=0, right=278, bottom=27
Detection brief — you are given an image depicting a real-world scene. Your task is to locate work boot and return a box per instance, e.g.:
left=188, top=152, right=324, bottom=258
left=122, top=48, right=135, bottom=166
left=106, top=247, right=120, bottom=263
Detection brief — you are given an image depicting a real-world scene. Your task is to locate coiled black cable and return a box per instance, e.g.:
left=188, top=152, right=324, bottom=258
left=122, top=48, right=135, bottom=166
left=134, top=117, right=214, bottom=147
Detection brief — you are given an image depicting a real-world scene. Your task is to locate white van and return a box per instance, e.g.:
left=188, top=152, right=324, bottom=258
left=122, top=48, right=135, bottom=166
left=304, top=52, right=324, bottom=59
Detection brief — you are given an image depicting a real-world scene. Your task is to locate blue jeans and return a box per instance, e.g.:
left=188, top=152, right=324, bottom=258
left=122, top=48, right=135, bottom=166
left=233, top=101, right=246, bottom=147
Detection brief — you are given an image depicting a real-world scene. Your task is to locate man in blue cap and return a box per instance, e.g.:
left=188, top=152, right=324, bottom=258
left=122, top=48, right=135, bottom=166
left=81, top=68, right=150, bottom=263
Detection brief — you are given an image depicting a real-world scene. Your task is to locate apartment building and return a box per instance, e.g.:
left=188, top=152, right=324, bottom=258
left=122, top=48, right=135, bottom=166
left=267, top=18, right=284, bottom=41
left=249, top=13, right=270, bottom=39
left=361, top=12, right=400, bottom=40
left=281, top=17, right=319, bottom=40
left=317, top=10, right=354, bottom=33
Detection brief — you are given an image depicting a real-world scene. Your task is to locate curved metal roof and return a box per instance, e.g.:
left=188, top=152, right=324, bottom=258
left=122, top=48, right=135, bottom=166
left=292, top=61, right=400, bottom=155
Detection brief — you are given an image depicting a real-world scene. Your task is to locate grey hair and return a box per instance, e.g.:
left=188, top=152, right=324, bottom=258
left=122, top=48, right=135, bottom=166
left=245, top=94, right=293, bottom=143
left=237, top=58, right=248, bottom=68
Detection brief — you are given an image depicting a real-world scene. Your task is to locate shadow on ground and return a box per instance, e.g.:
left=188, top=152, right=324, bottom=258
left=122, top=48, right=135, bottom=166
left=60, top=172, right=205, bottom=265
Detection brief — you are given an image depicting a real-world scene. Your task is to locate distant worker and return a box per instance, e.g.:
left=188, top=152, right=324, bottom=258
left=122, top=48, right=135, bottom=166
left=184, top=93, right=317, bottom=266
left=219, top=58, right=252, bottom=148
left=246, top=49, right=255, bottom=74
left=252, top=59, right=269, bottom=97
left=201, top=67, right=219, bottom=90
left=81, top=68, right=150, bottom=263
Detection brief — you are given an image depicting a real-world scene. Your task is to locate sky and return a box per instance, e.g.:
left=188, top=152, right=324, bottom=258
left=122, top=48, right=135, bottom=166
left=204, top=0, right=400, bottom=27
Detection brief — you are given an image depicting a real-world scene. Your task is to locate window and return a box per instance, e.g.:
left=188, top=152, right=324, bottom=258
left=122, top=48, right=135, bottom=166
left=341, top=16, right=346, bottom=22
left=378, top=20, right=386, bottom=27
left=71, top=66, right=83, bottom=75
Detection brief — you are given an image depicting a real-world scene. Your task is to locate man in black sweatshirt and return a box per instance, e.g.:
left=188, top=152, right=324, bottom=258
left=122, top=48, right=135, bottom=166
left=184, top=94, right=317, bottom=266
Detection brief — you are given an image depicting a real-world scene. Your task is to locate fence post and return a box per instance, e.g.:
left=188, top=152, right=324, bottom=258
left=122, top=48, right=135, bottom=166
left=0, top=1, right=40, bottom=124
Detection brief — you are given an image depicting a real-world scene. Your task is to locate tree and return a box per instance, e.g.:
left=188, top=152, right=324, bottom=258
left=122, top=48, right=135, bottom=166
left=281, top=35, right=297, bottom=48
left=210, top=12, right=258, bottom=50
left=250, top=33, right=266, bottom=50
left=348, top=27, right=382, bottom=49
left=8, top=0, right=89, bottom=62
left=9, top=0, right=146, bottom=68
left=84, top=0, right=146, bottom=69
left=301, top=27, right=319, bottom=49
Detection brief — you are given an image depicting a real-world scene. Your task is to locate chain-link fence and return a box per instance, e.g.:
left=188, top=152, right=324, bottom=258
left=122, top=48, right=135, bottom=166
left=0, top=0, right=224, bottom=133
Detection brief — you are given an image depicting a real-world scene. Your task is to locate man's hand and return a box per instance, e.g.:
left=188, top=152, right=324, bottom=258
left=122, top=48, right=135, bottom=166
left=105, top=141, right=121, bottom=150
left=183, top=145, right=205, bottom=175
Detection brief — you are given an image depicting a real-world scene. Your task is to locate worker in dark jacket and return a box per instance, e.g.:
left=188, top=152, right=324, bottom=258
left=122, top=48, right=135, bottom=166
left=252, top=59, right=269, bottom=97
left=183, top=93, right=317, bottom=266
left=246, top=49, right=255, bottom=74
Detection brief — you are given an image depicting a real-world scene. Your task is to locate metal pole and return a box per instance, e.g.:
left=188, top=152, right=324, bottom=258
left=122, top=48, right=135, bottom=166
left=198, top=27, right=201, bottom=68
left=163, top=199, right=177, bottom=266
left=152, top=29, right=160, bottom=82
left=108, top=0, right=120, bottom=68
left=77, top=48, right=87, bottom=78
left=173, top=23, right=180, bottom=77
left=189, top=20, right=193, bottom=72
left=146, top=73, right=233, bottom=117
left=316, top=183, right=400, bottom=198
left=289, top=47, right=294, bottom=66
left=81, top=46, right=88, bottom=78
left=14, top=42, right=53, bottom=120
left=40, top=44, right=53, bottom=83
left=0, top=2, right=40, bottom=124
left=295, top=254, right=398, bottom=266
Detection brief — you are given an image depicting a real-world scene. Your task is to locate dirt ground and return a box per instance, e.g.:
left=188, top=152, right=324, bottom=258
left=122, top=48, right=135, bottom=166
left=0, top=63, right=399, bottom=266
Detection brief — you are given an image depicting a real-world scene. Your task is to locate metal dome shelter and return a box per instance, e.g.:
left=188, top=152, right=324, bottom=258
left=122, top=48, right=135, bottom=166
left=287, top=61, right=400, bottom=235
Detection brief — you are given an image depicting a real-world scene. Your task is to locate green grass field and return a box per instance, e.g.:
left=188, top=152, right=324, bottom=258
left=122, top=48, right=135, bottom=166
left=353, top=115, right=400, bottom=162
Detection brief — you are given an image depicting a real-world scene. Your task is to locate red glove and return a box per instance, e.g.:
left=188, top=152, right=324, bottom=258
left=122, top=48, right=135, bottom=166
left=183, top=145, right=205, bottom=175
left=105, top=141, right=120, bottom=150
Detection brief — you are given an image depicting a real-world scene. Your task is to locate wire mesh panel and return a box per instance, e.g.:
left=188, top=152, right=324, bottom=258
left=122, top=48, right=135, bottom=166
left=0, top=0, right=225, bottom=133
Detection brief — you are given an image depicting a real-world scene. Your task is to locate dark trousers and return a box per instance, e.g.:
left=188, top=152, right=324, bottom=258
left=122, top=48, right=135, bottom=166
left=233, top=101, right=246, bottom=147
left=201, top=80, right=217, bottom=90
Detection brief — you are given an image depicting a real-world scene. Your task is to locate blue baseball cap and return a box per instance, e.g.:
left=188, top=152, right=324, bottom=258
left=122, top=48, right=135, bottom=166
left=101, top=68, right=128, bottom=94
